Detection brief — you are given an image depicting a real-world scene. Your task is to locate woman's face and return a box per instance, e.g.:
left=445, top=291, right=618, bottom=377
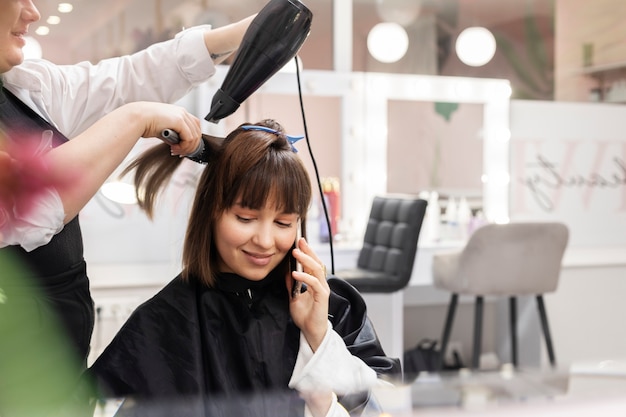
left=215, top=201, right=299, bottom=281
left=0, top=0, right=40, bottom=73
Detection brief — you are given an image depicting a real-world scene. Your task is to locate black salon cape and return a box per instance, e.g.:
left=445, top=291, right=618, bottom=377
left=89, top=271, right=400, bottom=417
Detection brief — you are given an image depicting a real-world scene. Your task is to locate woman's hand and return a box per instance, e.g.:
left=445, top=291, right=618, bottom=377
left=287, top=237, right=330, bottom=352
left=301, top=391, right=335, bottom=417
left=126, top=101, right=202, bottom=156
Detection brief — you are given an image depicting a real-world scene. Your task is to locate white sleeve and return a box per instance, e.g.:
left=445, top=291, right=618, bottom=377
left=0, top=188, right=65, bottom=251
left=303, top=393, right=349, bottom=417
left=0, top=132, right=65, bottom=251
left=6, top=25, right=216, bottom=138
left=288, top=321, right=380, bottom=395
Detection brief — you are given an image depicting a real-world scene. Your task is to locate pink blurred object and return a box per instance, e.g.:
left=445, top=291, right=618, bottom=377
left=0, top=137, right=68, bottom=217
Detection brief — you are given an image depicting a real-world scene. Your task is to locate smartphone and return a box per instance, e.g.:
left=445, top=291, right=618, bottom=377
left=291, top=219, right=303, bottom=298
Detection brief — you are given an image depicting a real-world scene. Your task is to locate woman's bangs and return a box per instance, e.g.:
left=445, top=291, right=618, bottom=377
left=237, top=156, right=309, bottom=215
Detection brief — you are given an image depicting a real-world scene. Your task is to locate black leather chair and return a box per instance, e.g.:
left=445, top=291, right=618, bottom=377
left=338, top=195, right=427, bottom=293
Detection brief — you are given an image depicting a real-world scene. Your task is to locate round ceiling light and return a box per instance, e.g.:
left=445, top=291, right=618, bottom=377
left=58, top=3, right=73, bottom=13
left=367, top=22, right=409, bottom=63
left=455, top=26, right=497, bottom=67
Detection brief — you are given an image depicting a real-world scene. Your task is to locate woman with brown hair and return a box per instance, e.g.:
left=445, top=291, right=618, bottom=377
left=90, top=120, right=400, bottom=417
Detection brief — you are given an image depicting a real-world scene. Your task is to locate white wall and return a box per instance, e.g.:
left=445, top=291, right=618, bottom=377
left=398, top=98, right=626, bottom=369
left=548, top=263, right=626, bottom=365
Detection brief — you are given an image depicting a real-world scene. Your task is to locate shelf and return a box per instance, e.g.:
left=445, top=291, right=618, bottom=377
left=580, top=61, right=626, bottom=77
left=577, top=62, right=626, bottom=102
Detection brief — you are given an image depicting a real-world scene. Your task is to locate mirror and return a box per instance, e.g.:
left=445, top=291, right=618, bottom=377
left=81, top=68, right=511, bottom=264
left=193, top=69, right=512, bottom=240
left=387, top=100, right=484, bottom=196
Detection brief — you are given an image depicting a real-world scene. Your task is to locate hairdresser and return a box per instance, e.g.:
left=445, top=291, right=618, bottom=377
left=0, top=0, right=256, bottom=372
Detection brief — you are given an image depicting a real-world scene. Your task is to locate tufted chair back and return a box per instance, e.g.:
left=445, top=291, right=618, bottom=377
left=433, top=222, right=569, bottom=296
left=338, top=196, right=427, bottom=293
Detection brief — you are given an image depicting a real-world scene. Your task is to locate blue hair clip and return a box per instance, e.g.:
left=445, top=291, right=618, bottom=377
left=240, top=125, right=304, bottom=153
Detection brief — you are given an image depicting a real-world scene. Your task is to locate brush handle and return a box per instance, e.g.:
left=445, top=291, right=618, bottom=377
left=160, top=129, right=205, bottom=159
left=160, top=128, right=180, bottom=144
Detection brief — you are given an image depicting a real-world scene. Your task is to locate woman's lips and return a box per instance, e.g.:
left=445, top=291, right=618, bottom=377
left=243, top=251, right=273, bottom=267
left=12, top=32, right=26, bottom=46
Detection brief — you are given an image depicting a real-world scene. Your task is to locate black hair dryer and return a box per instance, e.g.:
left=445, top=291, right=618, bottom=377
left=204, top=0, right=313, bottom=123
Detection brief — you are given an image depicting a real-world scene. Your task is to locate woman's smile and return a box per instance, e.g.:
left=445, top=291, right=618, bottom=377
left=242, top=249, right=274, bottom=267
left=11, top=30, right=26, bottom=46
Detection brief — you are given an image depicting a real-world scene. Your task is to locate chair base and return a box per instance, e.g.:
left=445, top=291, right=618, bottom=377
left=438, top=294, right=557, bottom=370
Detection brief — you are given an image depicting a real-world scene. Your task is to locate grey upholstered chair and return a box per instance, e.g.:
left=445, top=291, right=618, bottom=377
left=433, top=222, right=569, bottom=370
left=338, top=195, right=427, bottom=293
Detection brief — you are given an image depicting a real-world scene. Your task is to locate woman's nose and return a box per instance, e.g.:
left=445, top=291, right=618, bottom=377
left=23, top=0, right=41, bottom=24
left=251, top=223, right=273, bottom=248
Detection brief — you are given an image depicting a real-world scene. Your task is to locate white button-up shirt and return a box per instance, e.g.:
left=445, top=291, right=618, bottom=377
left=1, top=26, right=215, bottom=251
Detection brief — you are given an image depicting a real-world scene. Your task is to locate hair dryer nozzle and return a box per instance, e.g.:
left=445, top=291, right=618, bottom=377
left=205, top=89, right=241, bottom=124
left=205, top=0, right=312, bottom=123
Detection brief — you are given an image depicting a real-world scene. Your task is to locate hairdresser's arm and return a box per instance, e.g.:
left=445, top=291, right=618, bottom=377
left=45, top=102, right=201, bottom=224
left=203, top=15, right=255, bottom=64
left=5, top=15, right=255, bottom=138
left=1, top=102, right=200, bottom=251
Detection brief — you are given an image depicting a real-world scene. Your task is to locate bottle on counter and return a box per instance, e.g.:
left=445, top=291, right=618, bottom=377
left=319, top=177, right=341, bottom=242
left=468, top=209, right=487, bottom=236
left=444, top=196, right=458, bottom=240
left=422, top=191, right=441, bottom=243
left=457, top=196, right=472, bottom=240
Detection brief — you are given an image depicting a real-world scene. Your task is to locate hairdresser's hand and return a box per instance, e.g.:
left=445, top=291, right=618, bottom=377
left=288, top=237, right=330, bottom=352
left=129, top=102, right=202, bottom=156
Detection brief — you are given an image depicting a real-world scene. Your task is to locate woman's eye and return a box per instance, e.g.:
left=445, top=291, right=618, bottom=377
left=276, top=221, right=291, bottom=228
left=236, top=215, right=253, bottom=223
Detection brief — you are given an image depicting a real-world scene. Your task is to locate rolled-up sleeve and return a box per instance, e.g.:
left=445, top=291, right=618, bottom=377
left=0, top=189, right=65, bottom=251
left=171, top=25, right=216, bottom=84
left=62, top=25, right=216, bottom=136
left=8, top=25, right=217, bottom=138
